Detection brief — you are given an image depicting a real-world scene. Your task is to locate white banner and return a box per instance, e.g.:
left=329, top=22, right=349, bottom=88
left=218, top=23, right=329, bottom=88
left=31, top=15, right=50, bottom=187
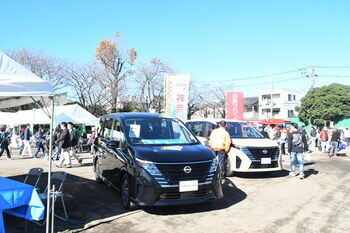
left=164, top=74, right=190, bottom=121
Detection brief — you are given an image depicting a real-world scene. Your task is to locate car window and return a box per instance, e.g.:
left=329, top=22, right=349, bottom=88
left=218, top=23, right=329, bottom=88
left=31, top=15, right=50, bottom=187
left=192, top=122, right=205, bottom=137
left=221, top=122, right=264, bottom=139
left=103, top=118, right=114, bottom=139
left=111, top=120, right=124, bottom=142
left=124, top=117, right=198, bottom=145
left=206, top=123, right=216, bottom=138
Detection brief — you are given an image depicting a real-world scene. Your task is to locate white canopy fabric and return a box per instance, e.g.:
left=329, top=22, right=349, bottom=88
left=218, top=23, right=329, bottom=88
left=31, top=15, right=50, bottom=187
left=3, top=104, right=98, bottom=125
left=0, top=51, right=54, bottom=108
left=0, top=51, right=55, bottom=233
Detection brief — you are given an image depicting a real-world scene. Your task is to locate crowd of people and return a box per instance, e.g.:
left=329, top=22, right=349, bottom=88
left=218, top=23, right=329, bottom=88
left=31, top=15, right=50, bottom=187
left=260, top=124, right=349, bottom=157
left=258, top=123, right=349, bottom=179
left=0, top=122, right=98, bottom=169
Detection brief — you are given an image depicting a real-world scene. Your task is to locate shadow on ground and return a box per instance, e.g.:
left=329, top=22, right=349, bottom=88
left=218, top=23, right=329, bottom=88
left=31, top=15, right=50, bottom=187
left=234, top=169, right=290, bottom=179
left=143, top=178, right=247, bottom=215
left=4, top=172, right=127, bottom=233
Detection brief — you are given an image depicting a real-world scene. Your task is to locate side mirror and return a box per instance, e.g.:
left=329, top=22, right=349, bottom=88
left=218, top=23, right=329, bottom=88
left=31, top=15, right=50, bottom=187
left=106, top=140, right=119, bottom=149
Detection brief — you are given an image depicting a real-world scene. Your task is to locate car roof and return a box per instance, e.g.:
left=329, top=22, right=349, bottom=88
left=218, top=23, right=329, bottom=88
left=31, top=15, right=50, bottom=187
left=101, top=112, right=164, bottom=120
left=186, top=119, right=247, bottom=124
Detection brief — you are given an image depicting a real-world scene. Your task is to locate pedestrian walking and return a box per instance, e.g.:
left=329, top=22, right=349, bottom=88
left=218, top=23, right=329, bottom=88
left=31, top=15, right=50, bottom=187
left=310, top=126, right=317, bottom=149
left=33, top=127, right=46, bottom=159
left=209, top=120, right=231, bottom=177
left=0, top=127, right=11, bottom=160
left=20, top=124, right=32, bottom=157
left=55, top=122, right=72, bottom=168
left=329, top=129, right=341, bottom=157
left=88, top=127, right=97, bottom=154
left=68, top=122, right=83, bottom=166
left=268, top=125, right=277, bottom=140
left=52, top=126, right=62, bottom=160
left=319, top=127, right=328, bottom=153
left=288, top=123, right=308, bottom=179
left=279, top=127, right=288, bottom=155
left=344, top=128, right=350, bottom=147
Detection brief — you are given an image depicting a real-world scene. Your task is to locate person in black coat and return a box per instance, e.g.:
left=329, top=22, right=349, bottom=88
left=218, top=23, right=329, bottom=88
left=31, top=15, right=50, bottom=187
left=68, top=122, right=82, bottom=166
left=0, top=127, right=11, bottom=160
left=55, top=122, right=72, bottom=168
left=287, top=123, right=308, bottom=179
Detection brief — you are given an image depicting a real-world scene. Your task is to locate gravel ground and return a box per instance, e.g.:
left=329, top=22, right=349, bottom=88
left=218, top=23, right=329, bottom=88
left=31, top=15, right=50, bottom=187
left=1, top=148, right=349, bottom=233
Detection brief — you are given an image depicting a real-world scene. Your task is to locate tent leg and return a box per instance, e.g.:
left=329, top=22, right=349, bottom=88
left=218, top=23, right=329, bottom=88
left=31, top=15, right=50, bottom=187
left=46, top=97, right=54, bottom=233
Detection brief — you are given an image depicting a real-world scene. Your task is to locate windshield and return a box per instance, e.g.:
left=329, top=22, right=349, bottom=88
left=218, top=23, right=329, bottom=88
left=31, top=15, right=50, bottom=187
left=219, top=122, right=264, bottom=139
left=125, top=117, right=199, bottom=145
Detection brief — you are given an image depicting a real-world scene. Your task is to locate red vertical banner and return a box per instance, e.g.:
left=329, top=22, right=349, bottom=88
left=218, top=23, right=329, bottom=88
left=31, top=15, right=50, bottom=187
left=226, top=92, right=244, bottom=120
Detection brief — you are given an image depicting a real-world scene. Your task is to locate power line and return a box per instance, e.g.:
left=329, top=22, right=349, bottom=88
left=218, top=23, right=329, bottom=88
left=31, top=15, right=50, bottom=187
left=317, top=75, right=350, bottom=78
left=195, top=66, right=350, bottom=83
left=231, top=77, right=303, bottom=88
left=196, top=69, right=301, bottom=83
left=314, top=66, right=350, bottom=69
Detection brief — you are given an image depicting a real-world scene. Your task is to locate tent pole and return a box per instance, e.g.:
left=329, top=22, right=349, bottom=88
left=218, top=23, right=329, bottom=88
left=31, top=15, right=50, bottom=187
left=46, top=97, right=54, bottom=233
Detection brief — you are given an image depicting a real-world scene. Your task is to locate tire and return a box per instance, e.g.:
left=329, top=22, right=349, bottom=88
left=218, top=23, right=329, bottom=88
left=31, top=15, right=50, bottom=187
left=94, top=161, right=103, bottom=184
left=224, top=156, right=234, bottom=177
left=121, top=173, right=138, bottom=211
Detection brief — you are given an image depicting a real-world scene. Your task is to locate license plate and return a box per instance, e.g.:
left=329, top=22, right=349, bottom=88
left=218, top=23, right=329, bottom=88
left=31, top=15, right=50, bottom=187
left=179, top=180, right=198, bottom=192
left=261, top=158, right=271, bottom=164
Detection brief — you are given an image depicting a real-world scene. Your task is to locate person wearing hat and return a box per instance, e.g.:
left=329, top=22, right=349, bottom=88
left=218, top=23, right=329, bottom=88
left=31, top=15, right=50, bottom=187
left=209, top=120, right=231, bottom=177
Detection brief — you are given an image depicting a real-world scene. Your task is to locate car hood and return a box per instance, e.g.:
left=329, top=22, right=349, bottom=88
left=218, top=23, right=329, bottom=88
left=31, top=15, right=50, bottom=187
left=132, top=144, right=215, bottom=163
left=231, top=138, right=278, bottom=148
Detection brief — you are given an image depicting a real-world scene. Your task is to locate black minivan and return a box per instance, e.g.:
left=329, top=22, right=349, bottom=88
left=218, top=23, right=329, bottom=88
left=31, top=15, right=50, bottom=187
left=93, top=113, right=223, bottom=209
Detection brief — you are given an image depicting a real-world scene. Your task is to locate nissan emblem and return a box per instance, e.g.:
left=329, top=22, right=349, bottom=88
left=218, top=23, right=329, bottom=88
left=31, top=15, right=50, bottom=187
left=183, top=166, right=192, bottom=174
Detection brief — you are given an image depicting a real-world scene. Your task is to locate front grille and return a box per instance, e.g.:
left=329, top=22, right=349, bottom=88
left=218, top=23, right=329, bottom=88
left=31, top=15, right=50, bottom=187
left=159, top=189, right=212, bottom=200
left=155, top=161, right=212, bottom=186
left=241, top=147, right=279, bottom=162
left=247, top=147, right=279, bottom=159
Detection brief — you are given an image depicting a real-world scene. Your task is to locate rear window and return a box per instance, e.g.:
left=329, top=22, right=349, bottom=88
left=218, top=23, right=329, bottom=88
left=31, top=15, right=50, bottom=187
left=218, top=122, right=264, bottom=139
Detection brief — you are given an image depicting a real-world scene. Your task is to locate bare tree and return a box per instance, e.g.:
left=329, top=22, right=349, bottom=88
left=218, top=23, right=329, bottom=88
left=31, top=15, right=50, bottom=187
left=64, top=62, right=111, bottom=116
left=134, top=58, right=172, bottom=113
left=8, top=48, right=66, bottom=90
left=95, top=33, right=137, bottom=113
left=198, top=84, right=235, bottom=118
left=187, top=81, right=203, bottom=119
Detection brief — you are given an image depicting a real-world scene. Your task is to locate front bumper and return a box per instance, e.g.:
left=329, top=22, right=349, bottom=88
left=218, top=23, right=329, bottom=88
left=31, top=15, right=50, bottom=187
left=132, top=170, right=223, bottom=206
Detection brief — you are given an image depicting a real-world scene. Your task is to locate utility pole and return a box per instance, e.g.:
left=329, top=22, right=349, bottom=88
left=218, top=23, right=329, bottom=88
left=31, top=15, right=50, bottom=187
left=302, top=67, right=318, bottom=89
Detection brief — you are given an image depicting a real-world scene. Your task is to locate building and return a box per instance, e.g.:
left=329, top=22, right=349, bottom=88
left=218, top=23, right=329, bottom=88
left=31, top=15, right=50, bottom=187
left=259, top=89, right=302, bottom=119
left=243, top=97, right=259, bottom=120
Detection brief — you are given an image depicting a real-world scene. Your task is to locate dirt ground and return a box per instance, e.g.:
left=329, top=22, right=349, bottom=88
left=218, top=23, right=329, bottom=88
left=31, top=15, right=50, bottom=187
left=1, top=148, right=350, bottom=233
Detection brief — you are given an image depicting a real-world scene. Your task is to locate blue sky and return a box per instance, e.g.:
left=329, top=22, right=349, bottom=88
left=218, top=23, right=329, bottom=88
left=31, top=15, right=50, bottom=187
left=1, top=0, right=350, bottom=96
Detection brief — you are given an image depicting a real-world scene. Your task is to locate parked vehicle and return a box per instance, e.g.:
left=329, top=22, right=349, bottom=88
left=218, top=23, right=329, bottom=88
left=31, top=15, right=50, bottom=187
left=186, top=119, right=282, bottom=176
left=93, top=113, right=223, bottom=210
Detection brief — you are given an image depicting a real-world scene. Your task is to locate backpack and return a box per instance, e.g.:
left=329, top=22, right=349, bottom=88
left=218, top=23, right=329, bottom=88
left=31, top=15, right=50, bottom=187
left=292, top=132, right=304, bottom=147
left=0, top=133, right=4, bottom=144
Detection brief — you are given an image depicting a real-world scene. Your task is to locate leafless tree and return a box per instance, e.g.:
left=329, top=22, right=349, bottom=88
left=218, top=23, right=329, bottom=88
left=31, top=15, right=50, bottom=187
left=8, top=48, right=67, bottom=91
left=64, top=62, right=111, bottom=116
left=187, top=81, right=203, bottom=119
left=197, top=84, right=235, bottom=118
left=134, top=58, right=172, bottom=113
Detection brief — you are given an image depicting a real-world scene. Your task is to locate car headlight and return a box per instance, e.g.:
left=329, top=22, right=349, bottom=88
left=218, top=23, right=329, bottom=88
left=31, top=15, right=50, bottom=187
left=136, top=158, right=162, bottom=176
left=209, top=156, right=218, bottom=172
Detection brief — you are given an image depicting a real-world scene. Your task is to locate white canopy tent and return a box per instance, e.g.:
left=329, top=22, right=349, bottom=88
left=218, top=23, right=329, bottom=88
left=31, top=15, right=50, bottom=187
left=0, top=51, right=54, bottom=233
left=1, top=104, right=98, bottom=126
